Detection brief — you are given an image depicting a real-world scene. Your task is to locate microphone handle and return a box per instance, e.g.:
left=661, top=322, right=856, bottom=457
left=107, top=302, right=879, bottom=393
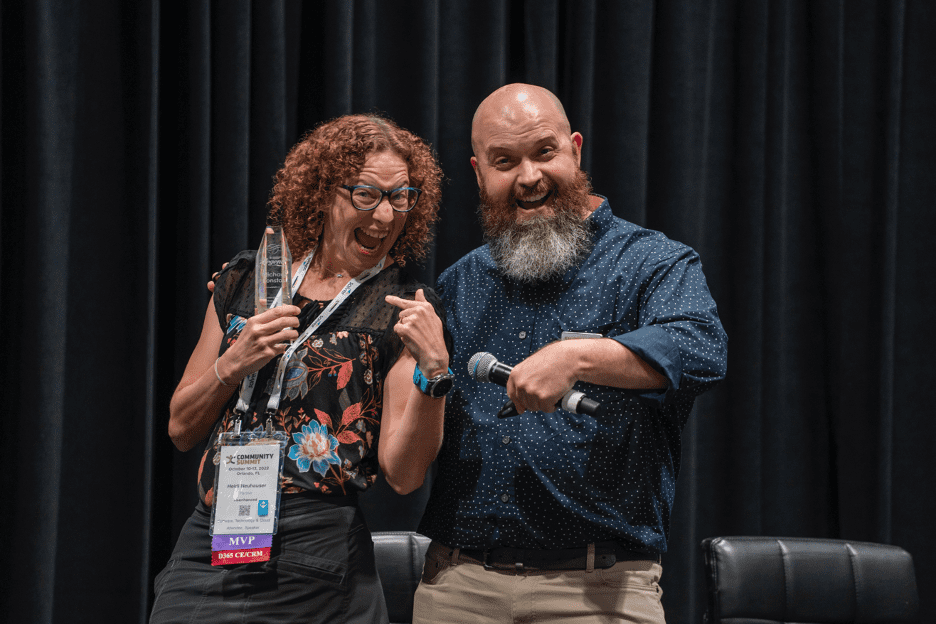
left=578, top=397, right=600, bottom=415
left=496, top=390, right=600, bottom=418
left=487, top=361, right=513, bottom=386
left=566, top=393, right=600, bottom=417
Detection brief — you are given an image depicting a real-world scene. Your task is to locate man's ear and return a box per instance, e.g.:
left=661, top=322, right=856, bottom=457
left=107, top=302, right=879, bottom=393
left=470, top=156, right=482, bottom=188
left=571, top=132, right=583, bottom=166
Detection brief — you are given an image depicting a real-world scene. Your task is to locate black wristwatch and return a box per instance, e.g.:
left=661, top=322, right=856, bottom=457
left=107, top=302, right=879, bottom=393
left=413, top=366, right=455, bottom=398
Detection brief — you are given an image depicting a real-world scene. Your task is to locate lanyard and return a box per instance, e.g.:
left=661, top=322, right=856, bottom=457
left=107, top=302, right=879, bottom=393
left=232, top=249, right=386, bottom=427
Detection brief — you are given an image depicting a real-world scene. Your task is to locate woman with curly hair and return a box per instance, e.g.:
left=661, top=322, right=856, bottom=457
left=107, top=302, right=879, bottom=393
left=150, top=114, right=451, bottom=624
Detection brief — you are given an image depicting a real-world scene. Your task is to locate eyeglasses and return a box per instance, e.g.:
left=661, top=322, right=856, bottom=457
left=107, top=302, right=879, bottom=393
left=340, top=185, right=422, bottom=212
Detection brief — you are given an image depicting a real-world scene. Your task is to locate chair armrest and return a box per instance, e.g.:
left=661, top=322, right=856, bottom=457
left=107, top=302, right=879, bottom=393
left=373, top=531, right=432, bottom=624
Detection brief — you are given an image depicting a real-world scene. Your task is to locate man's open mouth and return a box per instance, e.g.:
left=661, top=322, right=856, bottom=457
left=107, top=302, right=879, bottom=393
left=516, top=190, right=552, bottom=210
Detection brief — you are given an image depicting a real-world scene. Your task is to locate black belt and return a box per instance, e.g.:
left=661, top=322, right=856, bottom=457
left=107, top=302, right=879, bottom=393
left=427, top=540, right=659, bottom=572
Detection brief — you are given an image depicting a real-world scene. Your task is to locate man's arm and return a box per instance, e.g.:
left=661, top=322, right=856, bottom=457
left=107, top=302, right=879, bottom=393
left=506, top=338, right=666, bottom=415
left=508, top=244, right=726, bottom=415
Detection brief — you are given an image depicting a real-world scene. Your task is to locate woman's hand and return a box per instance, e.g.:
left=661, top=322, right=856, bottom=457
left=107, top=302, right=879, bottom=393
left=215, top=305, right=302, bottom=385
left=385, top=289, right=449, bottom=377
left=169, top=300, right=300, bottom=452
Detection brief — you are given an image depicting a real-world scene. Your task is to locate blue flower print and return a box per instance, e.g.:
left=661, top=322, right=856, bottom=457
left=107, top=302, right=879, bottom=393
left=283, top=347, right=311, bottom=400
left=288, top=421, right=340, bottom=476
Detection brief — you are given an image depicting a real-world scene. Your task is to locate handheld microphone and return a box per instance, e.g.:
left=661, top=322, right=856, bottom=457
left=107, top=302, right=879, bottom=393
left=467, top=352, right=601, bottom=417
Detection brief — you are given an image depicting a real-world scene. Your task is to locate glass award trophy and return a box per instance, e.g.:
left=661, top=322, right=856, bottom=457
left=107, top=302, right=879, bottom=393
left=255, top=226, right=293, bottom=314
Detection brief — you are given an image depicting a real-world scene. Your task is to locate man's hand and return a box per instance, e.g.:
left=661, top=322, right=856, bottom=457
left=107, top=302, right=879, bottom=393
left=506, top=342, right=578, bottom=414
left=207, top=262, right=229, bottom=293
left=505, top=338, right=669, bottom=415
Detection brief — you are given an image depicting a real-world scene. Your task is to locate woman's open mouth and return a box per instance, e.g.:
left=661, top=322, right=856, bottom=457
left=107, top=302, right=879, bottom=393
left=354, top=228, right=386, bottom=253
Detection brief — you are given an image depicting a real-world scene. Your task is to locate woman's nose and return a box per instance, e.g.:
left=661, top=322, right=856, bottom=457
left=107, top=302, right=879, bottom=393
left=372, top=196, right=396, bottom=222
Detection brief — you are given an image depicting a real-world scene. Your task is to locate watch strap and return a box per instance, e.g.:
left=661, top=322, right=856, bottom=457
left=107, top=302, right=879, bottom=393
left=413, top=366, right=455, bottom=397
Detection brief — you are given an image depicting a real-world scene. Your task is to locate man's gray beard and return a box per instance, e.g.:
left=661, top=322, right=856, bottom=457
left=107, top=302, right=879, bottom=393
left=487, top=210, right=592, bottom=283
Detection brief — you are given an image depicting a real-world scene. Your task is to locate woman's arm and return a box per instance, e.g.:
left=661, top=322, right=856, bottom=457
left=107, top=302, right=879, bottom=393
left=168, top=296, right=301, bottom=452
left=379, top=351, right=446, bottom=494
left=379, top=289, right=449, bottom=494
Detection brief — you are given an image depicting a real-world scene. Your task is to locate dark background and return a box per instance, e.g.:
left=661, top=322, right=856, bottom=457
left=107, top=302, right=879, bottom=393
left=2, top=1, right=933, bottom=622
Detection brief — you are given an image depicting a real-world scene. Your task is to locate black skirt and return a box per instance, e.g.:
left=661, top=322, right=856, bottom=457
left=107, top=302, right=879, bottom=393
left=149, top=493, right=388, bottom=624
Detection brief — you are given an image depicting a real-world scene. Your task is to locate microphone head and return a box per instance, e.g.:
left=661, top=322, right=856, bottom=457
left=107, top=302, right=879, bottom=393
left=467, top=352, right=498, bottom=383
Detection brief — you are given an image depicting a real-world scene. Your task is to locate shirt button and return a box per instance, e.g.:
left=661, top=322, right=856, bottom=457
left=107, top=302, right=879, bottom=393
left=502, top=436, right=511, bottom=445
left=518, top=331, right=527, bottom=339
left=500, top=493, right=510, bottom=503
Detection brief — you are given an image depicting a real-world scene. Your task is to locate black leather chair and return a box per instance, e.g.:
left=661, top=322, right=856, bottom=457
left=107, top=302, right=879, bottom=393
left=701, top=536, right=919, bottom=624
left=372, top=531, right=431, bottom=624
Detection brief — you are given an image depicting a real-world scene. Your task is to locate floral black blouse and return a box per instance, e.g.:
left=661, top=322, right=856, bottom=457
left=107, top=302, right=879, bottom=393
left=196, top=250, right=449, bottom=506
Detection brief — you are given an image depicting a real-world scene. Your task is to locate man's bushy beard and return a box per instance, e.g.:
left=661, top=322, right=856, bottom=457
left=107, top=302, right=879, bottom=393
left=480, top=168, right=594, bottom=283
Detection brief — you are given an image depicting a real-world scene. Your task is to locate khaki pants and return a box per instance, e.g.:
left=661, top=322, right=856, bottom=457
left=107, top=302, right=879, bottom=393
left=413, top=547, right=665, bottom=624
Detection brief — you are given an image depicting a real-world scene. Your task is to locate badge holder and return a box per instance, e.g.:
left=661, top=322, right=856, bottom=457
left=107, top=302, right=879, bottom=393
left=209, top=415, right=287, bottom=565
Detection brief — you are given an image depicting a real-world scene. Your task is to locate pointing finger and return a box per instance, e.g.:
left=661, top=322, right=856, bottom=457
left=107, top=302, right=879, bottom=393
left=385, top=294, right=418, bottom=310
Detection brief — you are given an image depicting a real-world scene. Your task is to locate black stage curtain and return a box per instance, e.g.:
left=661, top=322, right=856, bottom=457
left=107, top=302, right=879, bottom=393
left=2, top=1, right=933, bottom=622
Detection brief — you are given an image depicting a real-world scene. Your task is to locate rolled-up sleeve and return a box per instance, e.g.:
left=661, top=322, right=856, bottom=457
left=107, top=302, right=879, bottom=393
left=612, top=246, right=727, bottom=408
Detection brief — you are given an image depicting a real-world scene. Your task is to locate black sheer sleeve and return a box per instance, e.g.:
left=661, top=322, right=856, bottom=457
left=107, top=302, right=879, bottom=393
left=212, top=250, right=257, bottom=330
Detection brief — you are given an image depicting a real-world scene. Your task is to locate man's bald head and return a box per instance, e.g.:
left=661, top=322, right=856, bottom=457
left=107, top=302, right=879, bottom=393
left=471, top=84, right=572, bottom=155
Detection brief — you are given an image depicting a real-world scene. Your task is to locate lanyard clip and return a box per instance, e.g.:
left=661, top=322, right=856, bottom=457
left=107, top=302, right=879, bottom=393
left=231, top=408, right=249, bottom=436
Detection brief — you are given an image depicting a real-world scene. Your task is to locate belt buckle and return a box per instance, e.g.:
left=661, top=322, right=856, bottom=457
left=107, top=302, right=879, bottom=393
left=482, top=550, right=525, bottom=572
left=482, top=550, right=495, bottom=570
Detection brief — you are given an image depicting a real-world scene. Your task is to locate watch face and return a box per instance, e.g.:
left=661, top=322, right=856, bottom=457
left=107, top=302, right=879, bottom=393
left=430, top=376, right=454, bottom=398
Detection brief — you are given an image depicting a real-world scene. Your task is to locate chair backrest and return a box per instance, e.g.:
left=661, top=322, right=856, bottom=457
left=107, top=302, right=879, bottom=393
left=701, top=536, right=919, bottom=624
left=372, top=531, right=431, bottom=624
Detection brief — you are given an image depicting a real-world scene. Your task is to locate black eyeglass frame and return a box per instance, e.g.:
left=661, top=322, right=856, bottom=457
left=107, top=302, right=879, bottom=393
left=339, top=185, right=423, bottom=212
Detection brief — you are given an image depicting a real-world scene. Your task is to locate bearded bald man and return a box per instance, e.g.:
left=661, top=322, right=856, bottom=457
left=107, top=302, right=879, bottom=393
left=413, top=84, right=728, bottom=624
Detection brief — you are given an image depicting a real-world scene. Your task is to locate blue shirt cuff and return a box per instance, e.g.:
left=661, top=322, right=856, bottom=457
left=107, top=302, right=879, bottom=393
left=610, top=325, right=682, bottom=407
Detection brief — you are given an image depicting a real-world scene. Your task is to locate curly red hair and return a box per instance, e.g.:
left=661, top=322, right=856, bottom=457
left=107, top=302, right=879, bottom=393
left=268, top=114, right=443, bottom=266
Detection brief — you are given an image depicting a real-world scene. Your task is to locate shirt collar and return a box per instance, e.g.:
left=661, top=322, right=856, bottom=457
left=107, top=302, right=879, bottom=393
left=585, top=194, right=613, bottom=237
left=550, top=194, right=611, bottom=285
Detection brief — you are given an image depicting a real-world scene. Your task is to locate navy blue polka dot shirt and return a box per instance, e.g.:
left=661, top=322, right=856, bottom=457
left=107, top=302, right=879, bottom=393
left=418, top=197, right=728, bottom=553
